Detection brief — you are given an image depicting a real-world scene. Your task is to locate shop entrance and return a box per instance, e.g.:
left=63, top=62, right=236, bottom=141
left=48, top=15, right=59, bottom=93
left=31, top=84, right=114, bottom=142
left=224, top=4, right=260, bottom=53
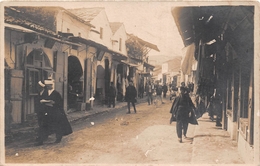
left=67, top=56, right=83, bottom=110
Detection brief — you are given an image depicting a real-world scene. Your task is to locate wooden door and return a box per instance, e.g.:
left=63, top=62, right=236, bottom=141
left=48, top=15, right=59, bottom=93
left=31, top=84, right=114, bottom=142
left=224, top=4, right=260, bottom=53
left=10, top=69, right=24, bottom=123
left=53, top=51, right=67, bottom=111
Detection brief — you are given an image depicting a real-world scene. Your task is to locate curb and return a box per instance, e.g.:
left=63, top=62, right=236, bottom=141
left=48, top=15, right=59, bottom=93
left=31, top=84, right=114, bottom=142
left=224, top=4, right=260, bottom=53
left=6, top=99, right=147, bottom=144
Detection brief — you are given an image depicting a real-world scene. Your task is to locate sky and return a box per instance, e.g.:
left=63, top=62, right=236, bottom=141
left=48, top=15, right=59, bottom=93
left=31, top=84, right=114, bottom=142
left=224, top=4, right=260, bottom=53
left=62, top=2, right=185, bottom=59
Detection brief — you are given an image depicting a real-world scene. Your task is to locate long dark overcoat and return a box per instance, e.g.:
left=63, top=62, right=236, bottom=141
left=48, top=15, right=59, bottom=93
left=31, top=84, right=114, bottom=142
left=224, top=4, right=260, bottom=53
left=170, top=94, right=198, bottom=125
left=125, top=85, right=137, bottom=102
left=43, top=90, right=73, bottom=136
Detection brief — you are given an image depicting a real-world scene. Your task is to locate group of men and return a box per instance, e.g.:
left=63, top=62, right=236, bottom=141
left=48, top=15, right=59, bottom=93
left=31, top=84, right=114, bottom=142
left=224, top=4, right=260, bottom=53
left=107, top=80, right=137, bottom=114
left=35, top=80, right=72, bottom=146
left=145, top=81, right=168, bottom=105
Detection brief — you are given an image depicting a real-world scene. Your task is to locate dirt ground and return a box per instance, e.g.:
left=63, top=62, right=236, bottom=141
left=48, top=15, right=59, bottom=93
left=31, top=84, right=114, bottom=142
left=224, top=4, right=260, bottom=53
left=5, top=97, right=244, bottom=164
left=5, top=99, right=192, bottom=164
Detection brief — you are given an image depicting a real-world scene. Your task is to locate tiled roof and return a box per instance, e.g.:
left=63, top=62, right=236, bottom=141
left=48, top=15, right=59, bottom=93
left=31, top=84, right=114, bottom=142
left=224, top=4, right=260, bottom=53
left=68, top=7, right=104, bottom=22
left=109, top=22, right=123, bottom=34
left=5, top=6, right=58, bottom=37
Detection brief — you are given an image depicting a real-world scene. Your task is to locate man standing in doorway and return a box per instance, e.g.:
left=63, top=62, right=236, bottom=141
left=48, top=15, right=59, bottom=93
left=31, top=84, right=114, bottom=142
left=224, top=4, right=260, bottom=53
left=108, top=82, right=117, bottom=108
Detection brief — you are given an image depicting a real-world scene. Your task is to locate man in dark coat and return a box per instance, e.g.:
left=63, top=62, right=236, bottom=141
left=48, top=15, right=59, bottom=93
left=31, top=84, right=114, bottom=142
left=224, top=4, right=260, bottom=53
left=155, top=83, right=164, bottom=104
left=145, top=81, right=154, bottom=105
left=170, top=87, right=196, bottom=143
left=108, top=82, right=117, bottom=108
left=125, top=81, right=137, bottom=114
left=162, top=83, right=168, bottom=98
left=35, top=79, right=72, bottom=146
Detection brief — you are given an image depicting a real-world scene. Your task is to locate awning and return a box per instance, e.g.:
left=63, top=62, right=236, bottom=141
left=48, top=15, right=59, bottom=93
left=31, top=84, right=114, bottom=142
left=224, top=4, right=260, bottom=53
left=143, top=62, right=155, bottom=69
left=69, top=36, right=108, bottom=51
left=137, top=38, right=160, bottom=52
left=5, top=23, right=82, bottom=47
left=181, top=43, right=196, bottom=75
left=139, top=72, right=151, bottom=77
left=107, top=49, right=127, bottom=61
left=120, top=60, right=139, bottom=67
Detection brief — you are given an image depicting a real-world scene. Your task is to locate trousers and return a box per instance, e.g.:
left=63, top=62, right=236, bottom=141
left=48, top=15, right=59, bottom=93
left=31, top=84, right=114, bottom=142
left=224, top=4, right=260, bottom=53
left=176, top=119, right=189, bottom=138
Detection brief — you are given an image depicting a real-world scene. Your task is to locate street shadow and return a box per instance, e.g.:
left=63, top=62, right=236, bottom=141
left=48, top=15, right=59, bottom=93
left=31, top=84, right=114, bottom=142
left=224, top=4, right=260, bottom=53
left=193, top=134, right=229, bottom=138
left=197, top=118, right=215, bottom=122
left=182, top=137, right=193, bottom=144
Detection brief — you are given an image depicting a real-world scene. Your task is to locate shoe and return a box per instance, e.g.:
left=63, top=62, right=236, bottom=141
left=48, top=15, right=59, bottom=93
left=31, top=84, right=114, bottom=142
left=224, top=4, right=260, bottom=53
left=54, top=139, right=62, bottom=143
left=54, top=137, right=62, bottom=143
left=216, top=122, right=222, bottom=127
left=126, top=112, right=131, bottom=114
left=34, top=142, right=43, bottom=146
left=178, top=138, right=182, bottom=143
left=184, top=135, right=187, bottom=139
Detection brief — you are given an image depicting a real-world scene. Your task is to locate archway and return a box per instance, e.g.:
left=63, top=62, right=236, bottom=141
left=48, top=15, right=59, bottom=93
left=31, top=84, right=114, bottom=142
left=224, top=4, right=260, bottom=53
left=25, top=49, right=52, bottom=116
left=67, top=56, right=83, bottom=109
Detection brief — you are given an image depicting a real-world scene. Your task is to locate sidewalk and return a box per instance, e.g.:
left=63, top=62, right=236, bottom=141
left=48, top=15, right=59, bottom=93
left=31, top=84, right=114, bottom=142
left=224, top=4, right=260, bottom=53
left=67, top=97, right=147, bottom=122
left=7, top=97, right=148, bottom=140
left=191, top=113, right=244, bottom=164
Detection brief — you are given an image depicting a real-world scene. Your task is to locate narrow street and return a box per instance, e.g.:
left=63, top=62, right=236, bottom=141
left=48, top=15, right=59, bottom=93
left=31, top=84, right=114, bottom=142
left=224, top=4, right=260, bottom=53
left=6, top=95, right=244, bottom=165
left=5, top=97, right=244, bottom=164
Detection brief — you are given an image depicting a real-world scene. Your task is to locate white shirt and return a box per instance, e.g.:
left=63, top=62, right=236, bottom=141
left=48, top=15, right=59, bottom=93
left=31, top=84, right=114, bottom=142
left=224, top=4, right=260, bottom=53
left=48, top=89, right=54, bottom=96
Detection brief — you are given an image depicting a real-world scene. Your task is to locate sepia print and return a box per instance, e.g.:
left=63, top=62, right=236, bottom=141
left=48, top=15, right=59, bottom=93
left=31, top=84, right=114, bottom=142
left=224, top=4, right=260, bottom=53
left=1, top=1, right=259, bottom=165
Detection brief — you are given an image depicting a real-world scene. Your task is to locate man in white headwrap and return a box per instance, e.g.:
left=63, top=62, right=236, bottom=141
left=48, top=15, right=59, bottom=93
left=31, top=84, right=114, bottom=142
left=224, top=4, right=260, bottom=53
left=35, top=79, right=72, bottom=146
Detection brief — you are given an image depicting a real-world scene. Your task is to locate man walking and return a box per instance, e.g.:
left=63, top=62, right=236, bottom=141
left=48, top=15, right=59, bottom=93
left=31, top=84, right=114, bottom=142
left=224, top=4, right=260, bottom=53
left=162, top=83, right=168, bottom=98
left=35, top=79, right=72, bottom=146
left=155, top=82, right=164, bottom=104
left=125, top=81, right=137, bottom=114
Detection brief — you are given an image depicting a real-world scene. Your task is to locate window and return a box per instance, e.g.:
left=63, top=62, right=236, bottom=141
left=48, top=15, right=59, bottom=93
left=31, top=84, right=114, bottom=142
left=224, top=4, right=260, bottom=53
left=100, top=27, right=103, bottom=39
left=78, top=32, right=81, bottom=37
left=26, top=49, right=52, bottom=95
left=27, top=68, right=39, bottom=95
left=119, top=38, right=122, bottom=51
left=67, top=28, right=70, bottom=33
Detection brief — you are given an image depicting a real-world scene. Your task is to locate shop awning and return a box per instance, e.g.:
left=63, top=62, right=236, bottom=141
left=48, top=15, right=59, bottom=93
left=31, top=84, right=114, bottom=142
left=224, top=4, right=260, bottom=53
left=69, top=36, right=108, bottom=51
left=120, top=60, right=139, bottom=67
left=139, top=72, right=151, bottom=77
left=107, top=49, right=128, bottom=61
left=143, top=62, right=155, bottom=69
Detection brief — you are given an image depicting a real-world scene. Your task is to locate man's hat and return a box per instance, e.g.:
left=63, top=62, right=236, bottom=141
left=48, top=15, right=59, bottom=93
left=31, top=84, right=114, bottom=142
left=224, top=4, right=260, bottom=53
left=38, top=81, right=45, bottom=87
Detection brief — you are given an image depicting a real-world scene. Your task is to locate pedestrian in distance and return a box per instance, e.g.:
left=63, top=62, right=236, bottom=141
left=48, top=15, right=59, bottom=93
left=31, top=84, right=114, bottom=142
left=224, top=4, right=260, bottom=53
left=155, top=82, right=164, bottom=105
left=108, top=82, right=117, bottom=108
left=35, top=81, right=48, bottom=143
left=145, top=81, right=154, bottom=105
left=207, top=93, right=223, bottom=127
left=35, top=79, right=72, bottom=146
left=170, top=87, right=197, bottom=143
left=138, top=84, right=144, bottom=98
left=162, top=83, right=168, bottom=98
left=125, top=80, right=137, bottom=114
